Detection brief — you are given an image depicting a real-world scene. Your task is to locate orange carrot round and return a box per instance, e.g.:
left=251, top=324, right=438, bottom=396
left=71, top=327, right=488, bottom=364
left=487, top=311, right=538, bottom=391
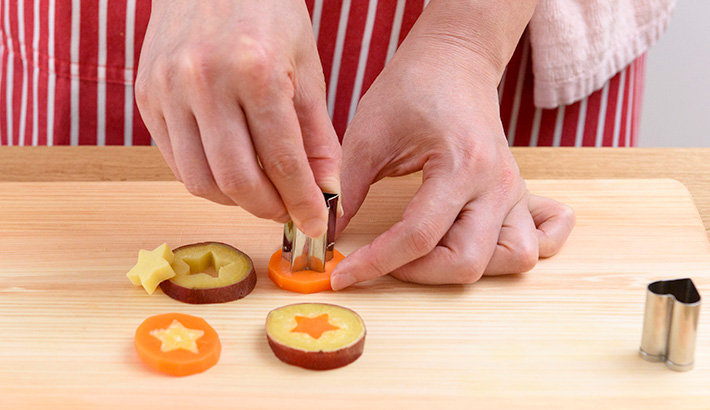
left=267, top=249, right=345, bottom=294
left=134, top=313, right=221, bottom=377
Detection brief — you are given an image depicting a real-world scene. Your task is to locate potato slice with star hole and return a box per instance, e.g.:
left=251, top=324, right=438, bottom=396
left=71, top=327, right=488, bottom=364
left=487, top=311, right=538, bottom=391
left=266, top=303, right=366, bottom=370
left=159, top=242, right=256, bottom=304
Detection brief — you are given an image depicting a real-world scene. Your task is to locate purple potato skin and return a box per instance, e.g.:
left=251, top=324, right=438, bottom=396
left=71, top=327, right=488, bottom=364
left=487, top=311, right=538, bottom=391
left=159, top=242, right=257, bottom=304
left=266, top=332, right=365, bottom=370
left=160, top=267, right=256, bottom=304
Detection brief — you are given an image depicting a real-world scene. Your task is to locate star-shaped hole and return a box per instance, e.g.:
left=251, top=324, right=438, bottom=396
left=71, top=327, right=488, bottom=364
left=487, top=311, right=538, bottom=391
left=150, top=319, right=205, bottom=354
left=173, top=250, right=236, bottom=279
left=183, top=251, right=222, bottom=278
left=290, top=314, right=340, bottom=339
left=169, top=244, right=251, bottom=289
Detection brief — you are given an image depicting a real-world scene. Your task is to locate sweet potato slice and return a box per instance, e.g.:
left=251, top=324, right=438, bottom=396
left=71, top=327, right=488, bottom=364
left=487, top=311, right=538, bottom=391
left=266, top=303, right=366, bottom=370
left=160, top=242, right=256, bottom=304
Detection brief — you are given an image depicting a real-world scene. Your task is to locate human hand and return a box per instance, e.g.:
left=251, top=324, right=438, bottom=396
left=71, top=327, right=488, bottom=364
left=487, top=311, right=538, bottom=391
left=330, top=14, right=574, bottom=290
left=390, top=192, right=575, bottom=283
left=135, top=0, right=340, bottom=237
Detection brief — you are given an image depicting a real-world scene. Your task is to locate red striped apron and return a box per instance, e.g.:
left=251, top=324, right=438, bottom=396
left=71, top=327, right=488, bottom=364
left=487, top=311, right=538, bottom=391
left=0, top=0, right=645, bottom=147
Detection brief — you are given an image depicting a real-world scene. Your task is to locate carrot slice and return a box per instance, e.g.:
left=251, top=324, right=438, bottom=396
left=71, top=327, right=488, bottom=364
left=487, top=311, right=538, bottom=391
left=134, top=313, right=221, bottom=377
left=267, top=249, right=345, bottom=294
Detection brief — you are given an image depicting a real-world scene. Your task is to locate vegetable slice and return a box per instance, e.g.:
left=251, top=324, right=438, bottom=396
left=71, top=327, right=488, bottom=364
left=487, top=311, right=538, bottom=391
left=134, top=313, right=221, bottom=377
left=266, top=303, right=366, bottom=370
left=267, top=249, right=345, bottom=294
left=160, top=242, right=256, bottom=304
left=126, top=243, right=176, bottom=294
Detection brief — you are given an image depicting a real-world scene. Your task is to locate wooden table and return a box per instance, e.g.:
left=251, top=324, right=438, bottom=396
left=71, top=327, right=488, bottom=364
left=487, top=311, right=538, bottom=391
left=2, top=147, right=710, bottom=408
left=2, top=147, right=710, bottom=237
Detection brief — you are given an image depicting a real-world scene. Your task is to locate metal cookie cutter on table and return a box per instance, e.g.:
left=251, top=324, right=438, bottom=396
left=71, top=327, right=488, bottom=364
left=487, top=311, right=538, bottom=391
left=639, top=278, right=702, bottom=371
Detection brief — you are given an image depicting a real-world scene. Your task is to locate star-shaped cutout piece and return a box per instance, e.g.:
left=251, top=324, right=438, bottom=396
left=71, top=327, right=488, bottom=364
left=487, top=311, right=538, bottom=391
left=126, top=243, right=176, bottom=294
left=290, top=314, right=340, bottom=339
left=150, top=319, right=205, bottom=353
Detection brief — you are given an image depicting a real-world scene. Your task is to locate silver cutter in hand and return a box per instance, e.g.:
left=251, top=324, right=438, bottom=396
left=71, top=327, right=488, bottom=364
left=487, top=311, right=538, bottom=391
left=281, top=193, right=339, bottom=272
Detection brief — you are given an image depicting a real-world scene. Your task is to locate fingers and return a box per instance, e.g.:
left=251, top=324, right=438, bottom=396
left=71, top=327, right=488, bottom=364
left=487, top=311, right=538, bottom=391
left=135, top=0, right=336, bottom=228
left=528, top=194, right=576, bottom=257
left=331, top=172, right=465, bottom=290
left=143, top=115, right=183, bottom=182
left=294, top=60, right=343, bottom=202
left=386, top=195, right=526, bottom=285
left=161, top=100, right=236, bottom=206
left=389, top=194, right=569, bottom=285
left=335, top=145, right=376, bottom=236
left=188, top=82, right=289, bottom=221
left=135, top=91, right=182, bottom=182
left=140, top=54, right=335, bottom=229
left=241, top=71, right=329, bottom=237
left=335, top=114, right=387, bottom=235
left=483, top=195, right=538, bottom=275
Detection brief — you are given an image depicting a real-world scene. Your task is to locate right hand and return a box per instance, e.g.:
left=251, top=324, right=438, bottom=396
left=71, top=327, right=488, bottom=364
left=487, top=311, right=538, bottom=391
left=135, top=0, right=341, bottom=237
left=329, top=17, right=575, bottom=289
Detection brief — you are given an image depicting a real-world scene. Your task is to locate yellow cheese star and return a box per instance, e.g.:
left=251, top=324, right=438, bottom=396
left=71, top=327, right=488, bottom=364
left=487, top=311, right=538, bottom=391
left=126, top=243, right=176, bottom=294
left=149, top=319, right=204, bottom=354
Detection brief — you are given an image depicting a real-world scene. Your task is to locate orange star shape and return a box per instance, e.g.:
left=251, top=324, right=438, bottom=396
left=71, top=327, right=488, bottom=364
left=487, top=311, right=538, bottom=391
left=290, top=314, right=340, bottom=339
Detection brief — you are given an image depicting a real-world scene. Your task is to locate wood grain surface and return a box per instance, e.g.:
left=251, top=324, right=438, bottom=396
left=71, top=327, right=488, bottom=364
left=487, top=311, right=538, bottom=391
left=1, top=178, right=709, bottom=408
left=2, top=146, right=710, bottom=238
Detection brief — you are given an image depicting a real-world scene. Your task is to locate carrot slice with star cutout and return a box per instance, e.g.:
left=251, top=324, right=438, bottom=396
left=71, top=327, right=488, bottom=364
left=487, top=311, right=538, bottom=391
left=267, top=249, right=345, bottom=294
left=266, top=303, right=366, bottom=370
left=134, top=313, right=221, bottom=376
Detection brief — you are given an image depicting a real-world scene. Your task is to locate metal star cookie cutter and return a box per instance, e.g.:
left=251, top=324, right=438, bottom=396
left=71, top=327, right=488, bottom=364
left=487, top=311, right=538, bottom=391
left=281, top=193, right=339, bottom=272
left=639, top=278, right=701, bottom=371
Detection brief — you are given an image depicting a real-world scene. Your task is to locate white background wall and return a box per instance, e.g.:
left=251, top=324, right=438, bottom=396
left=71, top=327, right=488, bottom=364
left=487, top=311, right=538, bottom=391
left=640, top=1, right=710, bottom=147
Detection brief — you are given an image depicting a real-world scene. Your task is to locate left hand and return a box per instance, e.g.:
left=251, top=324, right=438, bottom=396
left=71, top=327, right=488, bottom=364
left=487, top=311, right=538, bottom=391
left=330, top=19, right=574, bottom=290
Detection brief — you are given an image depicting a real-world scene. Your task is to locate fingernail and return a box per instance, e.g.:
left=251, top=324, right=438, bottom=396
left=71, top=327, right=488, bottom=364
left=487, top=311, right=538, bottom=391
left=331, top=272, right=357, bottom=291
left=337, top=200, right=344, bottom=218
left=302, top=217, right=328, bottom=238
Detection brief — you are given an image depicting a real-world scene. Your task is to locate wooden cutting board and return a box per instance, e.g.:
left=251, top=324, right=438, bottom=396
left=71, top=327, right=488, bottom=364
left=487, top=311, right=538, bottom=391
left=1, top=178, right=709, bottom=408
